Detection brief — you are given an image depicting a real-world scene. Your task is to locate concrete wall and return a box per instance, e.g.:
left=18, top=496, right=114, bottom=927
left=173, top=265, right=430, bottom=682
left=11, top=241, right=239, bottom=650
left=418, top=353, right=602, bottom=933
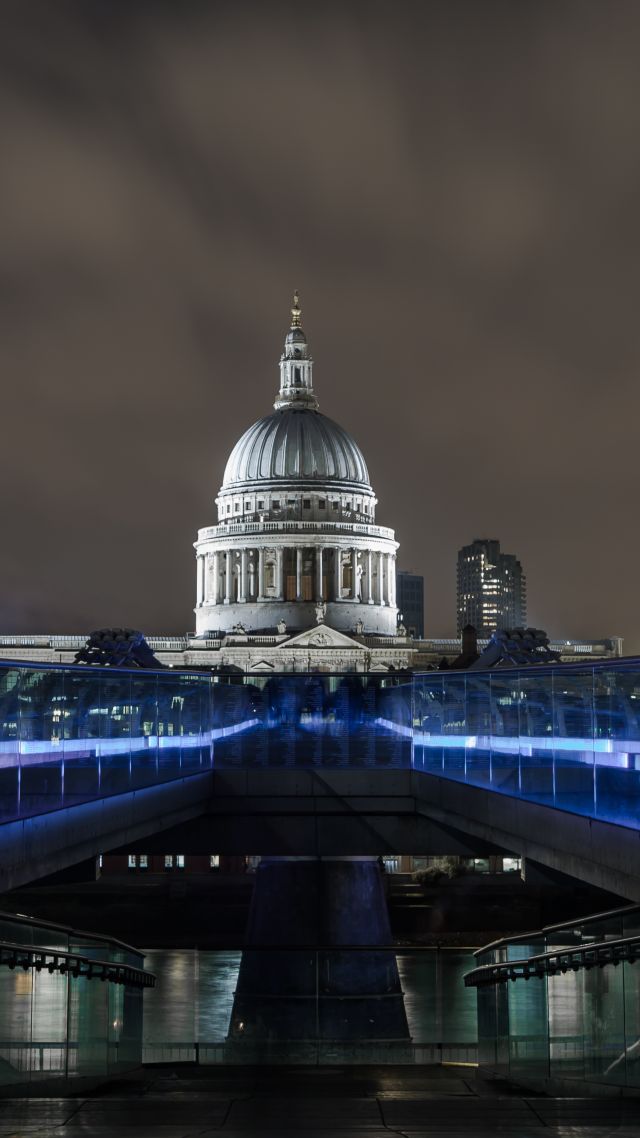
left=0, top=773, right=213, bottom=893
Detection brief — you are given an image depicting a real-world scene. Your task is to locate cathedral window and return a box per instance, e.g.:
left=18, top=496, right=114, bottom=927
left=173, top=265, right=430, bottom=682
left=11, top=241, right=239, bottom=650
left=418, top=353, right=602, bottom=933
left=258, top=500, right=264, bottom=509
left=319, top=499, right=325, bottom=509
left=303, top=499, right=311, bottom=509
left=273, top=500, right=280, bottom=509
left=331, top=501, right=338, bottom=510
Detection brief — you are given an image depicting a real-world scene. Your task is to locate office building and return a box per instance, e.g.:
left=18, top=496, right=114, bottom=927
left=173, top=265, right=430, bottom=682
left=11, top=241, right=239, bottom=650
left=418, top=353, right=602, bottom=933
left=457, top=538, right=526, bottom=636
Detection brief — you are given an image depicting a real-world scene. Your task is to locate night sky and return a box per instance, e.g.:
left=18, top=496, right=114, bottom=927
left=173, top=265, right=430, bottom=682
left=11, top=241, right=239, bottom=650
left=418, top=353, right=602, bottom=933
left=2, top=1, right=639, bottom=648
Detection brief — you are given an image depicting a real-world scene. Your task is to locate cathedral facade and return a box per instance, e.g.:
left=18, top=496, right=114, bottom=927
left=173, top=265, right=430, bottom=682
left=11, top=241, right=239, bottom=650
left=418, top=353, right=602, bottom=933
left=194, top=295, right=399, bottom=641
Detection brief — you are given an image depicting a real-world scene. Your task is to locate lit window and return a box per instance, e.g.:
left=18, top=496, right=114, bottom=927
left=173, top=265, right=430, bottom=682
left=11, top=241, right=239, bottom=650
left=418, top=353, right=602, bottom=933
left=164, top=855, right=173, bottom=869
left=176, top=855, right=185, bottom=870
left=139, top=854, right=148, bottom=870
left=502, top=857, right=521, bottom=873
left=210, top=854, right=220, bottom=868
left=127, top=854, right=137, bottom=869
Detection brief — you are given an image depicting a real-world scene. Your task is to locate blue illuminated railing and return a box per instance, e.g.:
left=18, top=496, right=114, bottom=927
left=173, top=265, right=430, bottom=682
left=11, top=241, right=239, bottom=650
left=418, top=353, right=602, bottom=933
left=2, top=658, right=640, bottom=831
left=412, top=662, right=640, bottom=828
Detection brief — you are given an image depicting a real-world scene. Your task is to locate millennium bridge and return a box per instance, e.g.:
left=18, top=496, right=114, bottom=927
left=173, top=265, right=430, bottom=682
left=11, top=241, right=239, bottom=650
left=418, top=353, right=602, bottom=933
left=1, top=657, right=640, bottom=1095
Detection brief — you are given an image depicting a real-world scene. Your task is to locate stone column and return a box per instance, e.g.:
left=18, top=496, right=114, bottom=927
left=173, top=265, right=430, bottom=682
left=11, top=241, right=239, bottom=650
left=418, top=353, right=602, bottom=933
left=366, top=550, right=374, bottom=604
left=276, top=548, right=284, bottom=600
left=248, top=551, right=255, bottom=599
left=386, top=553, right=394, bottom=608
left=352, top=548, right=359, bottom=600
left=390, top=555, right=397, bottom=606
left=196, top=555, right=204, bottom=606
left=213, top=551, right=220, bottom=604
left=334, top=547, right=342, bottom=600
left=239, top=548, right=248, bottom=602
left=258, top=547, right=265, bottom=599
left=296, top=547, right=303, bottom=601
left=316, top=546, right=324, bottom=600
left=225, top=550, right=233, bottom=604
left=378, top=551, right=385, bottom=605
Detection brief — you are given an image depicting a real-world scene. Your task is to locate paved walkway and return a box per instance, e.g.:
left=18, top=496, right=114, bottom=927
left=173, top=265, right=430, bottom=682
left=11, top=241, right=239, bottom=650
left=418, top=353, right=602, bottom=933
left=1, top=1066, right=640, bottom=1136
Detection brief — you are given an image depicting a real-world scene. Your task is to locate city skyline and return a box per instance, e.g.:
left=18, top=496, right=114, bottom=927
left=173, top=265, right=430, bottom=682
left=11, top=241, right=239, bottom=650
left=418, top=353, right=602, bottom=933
left=1, top=2, right=638, bottom=648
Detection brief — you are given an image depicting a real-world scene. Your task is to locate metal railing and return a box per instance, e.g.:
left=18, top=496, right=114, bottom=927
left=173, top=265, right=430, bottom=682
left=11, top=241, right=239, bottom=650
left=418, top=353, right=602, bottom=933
left=0, top=911, right=152, bottom=1087
left=468, top=902, right=640, bottom=1089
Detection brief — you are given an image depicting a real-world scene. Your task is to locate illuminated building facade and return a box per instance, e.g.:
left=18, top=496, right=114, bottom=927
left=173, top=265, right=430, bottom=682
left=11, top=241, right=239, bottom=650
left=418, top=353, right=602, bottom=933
left=457, top=538, right=526, bottom=637
left=194, top=294, right=399, bottom=640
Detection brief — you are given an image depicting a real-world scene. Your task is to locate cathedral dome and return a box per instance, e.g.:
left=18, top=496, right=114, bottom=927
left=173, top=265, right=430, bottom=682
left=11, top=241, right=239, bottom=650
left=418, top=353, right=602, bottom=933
left=222, top=406, right=371, bottom=489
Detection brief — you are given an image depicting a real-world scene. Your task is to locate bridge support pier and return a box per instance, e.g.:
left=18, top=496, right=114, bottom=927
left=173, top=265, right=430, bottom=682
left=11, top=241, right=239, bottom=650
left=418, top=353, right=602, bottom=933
left=227, top=856, right=410, bottom=1055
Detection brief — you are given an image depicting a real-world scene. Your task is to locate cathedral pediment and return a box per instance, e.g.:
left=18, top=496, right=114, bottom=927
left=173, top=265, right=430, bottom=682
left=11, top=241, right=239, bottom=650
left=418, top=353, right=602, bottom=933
left=283, top=625, right=366, bottom=651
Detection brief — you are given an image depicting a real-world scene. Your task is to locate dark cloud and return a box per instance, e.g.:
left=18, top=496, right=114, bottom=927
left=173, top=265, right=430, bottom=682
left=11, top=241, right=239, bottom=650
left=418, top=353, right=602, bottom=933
left=1, top=0, right=639, bottom=646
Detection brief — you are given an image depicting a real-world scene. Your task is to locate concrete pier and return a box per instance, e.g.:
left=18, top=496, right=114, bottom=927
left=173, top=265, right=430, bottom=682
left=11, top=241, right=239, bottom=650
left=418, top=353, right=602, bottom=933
left=228, top=856, right=410, bottom=1051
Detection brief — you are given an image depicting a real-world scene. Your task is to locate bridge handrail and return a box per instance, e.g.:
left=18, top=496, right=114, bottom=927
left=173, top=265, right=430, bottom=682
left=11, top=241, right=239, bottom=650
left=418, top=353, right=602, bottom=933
left=0, top=937, right=155, bottom=988
left=473, top=902, right=640, bottom=957
left=0, top=909, right=147, bottom=960
left=465, top=932, right=640, bottom=988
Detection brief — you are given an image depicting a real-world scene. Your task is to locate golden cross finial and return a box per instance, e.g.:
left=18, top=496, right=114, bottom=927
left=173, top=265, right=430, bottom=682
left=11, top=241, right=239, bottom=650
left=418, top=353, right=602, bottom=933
left=291, top=290, right=302, bottom=327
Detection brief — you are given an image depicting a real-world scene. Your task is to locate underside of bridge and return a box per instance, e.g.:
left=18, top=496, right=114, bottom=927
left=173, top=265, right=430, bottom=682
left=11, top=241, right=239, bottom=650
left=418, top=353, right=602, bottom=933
left=6, top=767, right=637, bottom=900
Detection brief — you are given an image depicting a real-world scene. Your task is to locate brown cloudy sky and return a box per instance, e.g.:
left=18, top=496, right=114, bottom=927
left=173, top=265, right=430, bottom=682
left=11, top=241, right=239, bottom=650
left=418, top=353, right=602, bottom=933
left=1, top=0, right=640, bottom=648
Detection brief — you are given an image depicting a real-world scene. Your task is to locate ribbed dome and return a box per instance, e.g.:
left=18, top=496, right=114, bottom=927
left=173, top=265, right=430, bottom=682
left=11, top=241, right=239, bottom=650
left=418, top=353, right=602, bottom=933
left=222, top=407, right=371, bottom=489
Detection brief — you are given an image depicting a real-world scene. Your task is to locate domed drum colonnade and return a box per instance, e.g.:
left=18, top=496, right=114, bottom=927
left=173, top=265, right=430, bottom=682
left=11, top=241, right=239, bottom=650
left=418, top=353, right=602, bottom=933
left=195, top=532, right=397, bottom=608
left=194, top=294, right=399, bottom=637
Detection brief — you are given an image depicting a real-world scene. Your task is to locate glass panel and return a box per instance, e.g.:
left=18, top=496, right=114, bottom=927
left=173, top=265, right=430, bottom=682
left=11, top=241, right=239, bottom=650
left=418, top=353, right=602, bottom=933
left=441, top=674, right=467, bottom=783
left=554, top=671, right=595, bottom=817
left=518, top=672, right=554, bottom=807
left=0, top=667, right=20, bottom=822
left=412, top=673, right=443, bottom=773
left=465, top=676, right=491, bottom=788
left=99, top=672, right=132, bottom=797
left=489, top=672, right=520, bottom=796
left=63, top=668, right=100, bottom=805
left=19, top=669, right=64, bottom=815
left=595, top=669, right=640, bottom=826
left=130, top=674, right=159, bottom=789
